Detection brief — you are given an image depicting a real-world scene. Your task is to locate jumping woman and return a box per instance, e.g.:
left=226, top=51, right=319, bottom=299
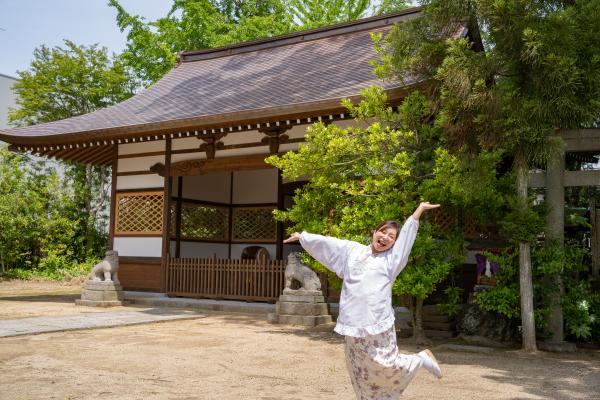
left=283, top=202, right=442, bottom=399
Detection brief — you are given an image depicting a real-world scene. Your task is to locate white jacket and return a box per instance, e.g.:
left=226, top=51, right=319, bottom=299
left=299, top=217, right=419, bottom=337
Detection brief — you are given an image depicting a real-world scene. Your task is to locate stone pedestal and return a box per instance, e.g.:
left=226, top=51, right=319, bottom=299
left=268, top=289, right=332, bottom=327
left=75, top=280, right=129, bottom=307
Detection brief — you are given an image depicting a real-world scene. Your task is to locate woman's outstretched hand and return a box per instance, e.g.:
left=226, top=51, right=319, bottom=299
left=283, top=232, right=301, bottom=243
left=412, top=202, right=441, bottom=220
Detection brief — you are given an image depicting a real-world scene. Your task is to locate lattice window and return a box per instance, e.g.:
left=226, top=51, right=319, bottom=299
left=115, top=191, right=164, bottom=235
left=232, top=207, right=276, bottom=242
left=429, top=208, right=456, bottom=235
left=180, top=202, right=229, bottom=241
left=429, top=208, right=483, bottom=239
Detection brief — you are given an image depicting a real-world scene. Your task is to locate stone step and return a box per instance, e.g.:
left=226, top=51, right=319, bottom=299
left=421, top=305, right=445, bottom=315
left=408, top=320, right=456, bottom=331
left=268, top=313, right=332, bottom=327
left=398, top=329, right=457, bottom=339
left=422, top=315, right=452, bottom=323
left=277, top=301, right=329, bottom=316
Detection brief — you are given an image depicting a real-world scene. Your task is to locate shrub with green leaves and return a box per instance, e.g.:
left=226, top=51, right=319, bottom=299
left=475, top=240, right=597, bottom=341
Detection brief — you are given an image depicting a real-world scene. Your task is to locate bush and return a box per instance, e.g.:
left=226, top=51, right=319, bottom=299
left=475, top=241, right=598, bottom=342
left=1, top=253, right=96, bottom=281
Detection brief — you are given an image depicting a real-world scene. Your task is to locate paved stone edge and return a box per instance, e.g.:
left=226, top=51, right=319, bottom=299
left=0, top=314, right=205, bottom=339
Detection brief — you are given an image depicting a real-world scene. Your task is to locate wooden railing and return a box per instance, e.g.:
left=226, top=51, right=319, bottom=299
left=166, top=257, right=286, bottom=302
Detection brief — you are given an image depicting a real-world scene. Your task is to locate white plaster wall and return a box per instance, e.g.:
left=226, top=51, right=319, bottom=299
left=172, top=152, right=205, bottom=163
left=232, top=169, right=278, bottom=204
left=222, top=130, right=264, bottom=145
left=0, top=74, right=17, bottom=129
left=230, top=244, right=276, bottom=260
left=181, top=171, right=231, bottom=203
left=118, top=140, right=165, bottom=155
left=117, top=155, right=165, bottom=173
left=116, top=174, right=164, bottom=190
left=172, top=241, right=229, bottom=258
left=214, top=146, right=270, bottom=158
left=285, top=124, right=310, bottom=139
left=114, top=237, right=162, bottom=257
left=172, top=137, right=200, bottom=150
left=278, top=143, right=300, bottom=153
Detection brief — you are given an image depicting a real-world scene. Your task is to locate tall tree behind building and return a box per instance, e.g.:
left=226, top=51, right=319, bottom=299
left=8, top=41, right=136, bottom=261
left=374, top=0, right=600, bottom=351
left=109, top=0, right=410, bottom=85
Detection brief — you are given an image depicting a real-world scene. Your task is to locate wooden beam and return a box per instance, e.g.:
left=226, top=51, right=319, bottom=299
left=564, top=170, right=600, bottom=187
left=151, top=153, right=275, bottom=177
left=530, top=169, right=600, bottom=187
left=71, top=148, right=100, bottom=164
left=86, top=146, right=114, bottom=165
left=559, top=128, right=600, bottom=152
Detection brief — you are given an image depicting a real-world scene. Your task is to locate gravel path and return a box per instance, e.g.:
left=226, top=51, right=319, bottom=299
left=1, top=280, right=598, bottom=400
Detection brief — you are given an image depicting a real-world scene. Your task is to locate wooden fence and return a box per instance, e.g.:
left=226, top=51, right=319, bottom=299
left=166, top=257, right=286, bottom=302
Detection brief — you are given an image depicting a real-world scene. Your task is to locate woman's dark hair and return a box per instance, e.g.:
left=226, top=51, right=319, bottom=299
left=374, top=220, right=399, bottom=234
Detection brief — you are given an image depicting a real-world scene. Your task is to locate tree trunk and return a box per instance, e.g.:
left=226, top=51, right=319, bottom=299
left=591, top=197, right=600, bottom=280
left=546, top=145, right=565, bottom=343
left=410, top=296, right=427, bottom=344
left=516, top=157, right=537, bottom=352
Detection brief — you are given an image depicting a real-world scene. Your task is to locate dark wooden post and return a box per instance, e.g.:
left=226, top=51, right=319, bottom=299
left=160, top=139, right=172, bottom=293
left=228, top=171, right=234, bottom=259
left=108, top=144, right=118, bottom=250
left=276, top=170, right=284, bottom=260
left=175, top=176, right=183, bottom=258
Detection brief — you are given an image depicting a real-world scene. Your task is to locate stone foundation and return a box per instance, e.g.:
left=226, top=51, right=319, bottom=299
left=268, top=289, right=332, bottom=327
left=75, top=281, right=129, bottom=307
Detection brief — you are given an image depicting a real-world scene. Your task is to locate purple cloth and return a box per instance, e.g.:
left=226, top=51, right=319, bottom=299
left=475, top=253, right=500, bottom=276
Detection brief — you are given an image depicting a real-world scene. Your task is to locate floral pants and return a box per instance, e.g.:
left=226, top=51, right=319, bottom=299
left=344, top=327, right=423, bottom=400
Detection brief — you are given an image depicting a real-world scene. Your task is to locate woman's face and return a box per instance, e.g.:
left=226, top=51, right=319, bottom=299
left=371, top=226, right=398, bottom=253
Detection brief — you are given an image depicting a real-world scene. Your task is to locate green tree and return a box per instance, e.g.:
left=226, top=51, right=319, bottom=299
left=109, top=0, right=411, bottom=85
left=268, top=88, right=469, bottom=343
left=0, top=147, right=77, bottom=274
left=374, top=0, right=600, bottom=351
left=8, top=41, right=136, bottom=262
left=110, top=0, right=294, bottom=84
left=287, top=0, right=409, bottom=28
left=9, top=40, right=135, bottom=126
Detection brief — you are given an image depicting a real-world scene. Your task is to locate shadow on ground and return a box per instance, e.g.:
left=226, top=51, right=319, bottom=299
left=0, top=294, right=80, bottom=303
left=427, top=343, right=599, bottom=400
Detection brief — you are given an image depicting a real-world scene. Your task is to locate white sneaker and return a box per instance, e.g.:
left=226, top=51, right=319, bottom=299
left=418, top=349, right=442, bottom=379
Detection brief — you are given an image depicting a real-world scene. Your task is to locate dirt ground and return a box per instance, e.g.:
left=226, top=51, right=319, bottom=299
left=0, top=280, right=599, bottom=400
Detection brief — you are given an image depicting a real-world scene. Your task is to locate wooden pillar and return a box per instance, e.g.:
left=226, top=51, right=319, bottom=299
left=228, top=171, right=234, bottom=259
left=546, top=145, right=565, bottom=344
left=276, top=170, right=284, bottom=260
left=160, top=139, right=172, bottom=293
left=175, top=176, right=183, bottom=258
left=108, top=144, right=118, bottom=251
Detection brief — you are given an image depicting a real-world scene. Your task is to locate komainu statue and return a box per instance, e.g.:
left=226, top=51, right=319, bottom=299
left=284, top=252, right=321, bottom=292
left=90, top=250, right=120, bottom=284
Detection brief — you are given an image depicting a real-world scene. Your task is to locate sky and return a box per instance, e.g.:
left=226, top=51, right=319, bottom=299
left=0, top=0, right=172, bottom=77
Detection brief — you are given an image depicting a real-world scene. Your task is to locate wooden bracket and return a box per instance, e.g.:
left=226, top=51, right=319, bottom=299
left=198, top=133, right=226, bottom=159
left=259, top=127, right=289, bottom=154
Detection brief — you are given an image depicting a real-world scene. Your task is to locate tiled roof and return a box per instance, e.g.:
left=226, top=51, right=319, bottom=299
left=0, top=8, right=422, bottom=147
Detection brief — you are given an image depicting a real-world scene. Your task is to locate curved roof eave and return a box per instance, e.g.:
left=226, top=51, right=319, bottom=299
left=0, top=8, right=426, bottom=147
